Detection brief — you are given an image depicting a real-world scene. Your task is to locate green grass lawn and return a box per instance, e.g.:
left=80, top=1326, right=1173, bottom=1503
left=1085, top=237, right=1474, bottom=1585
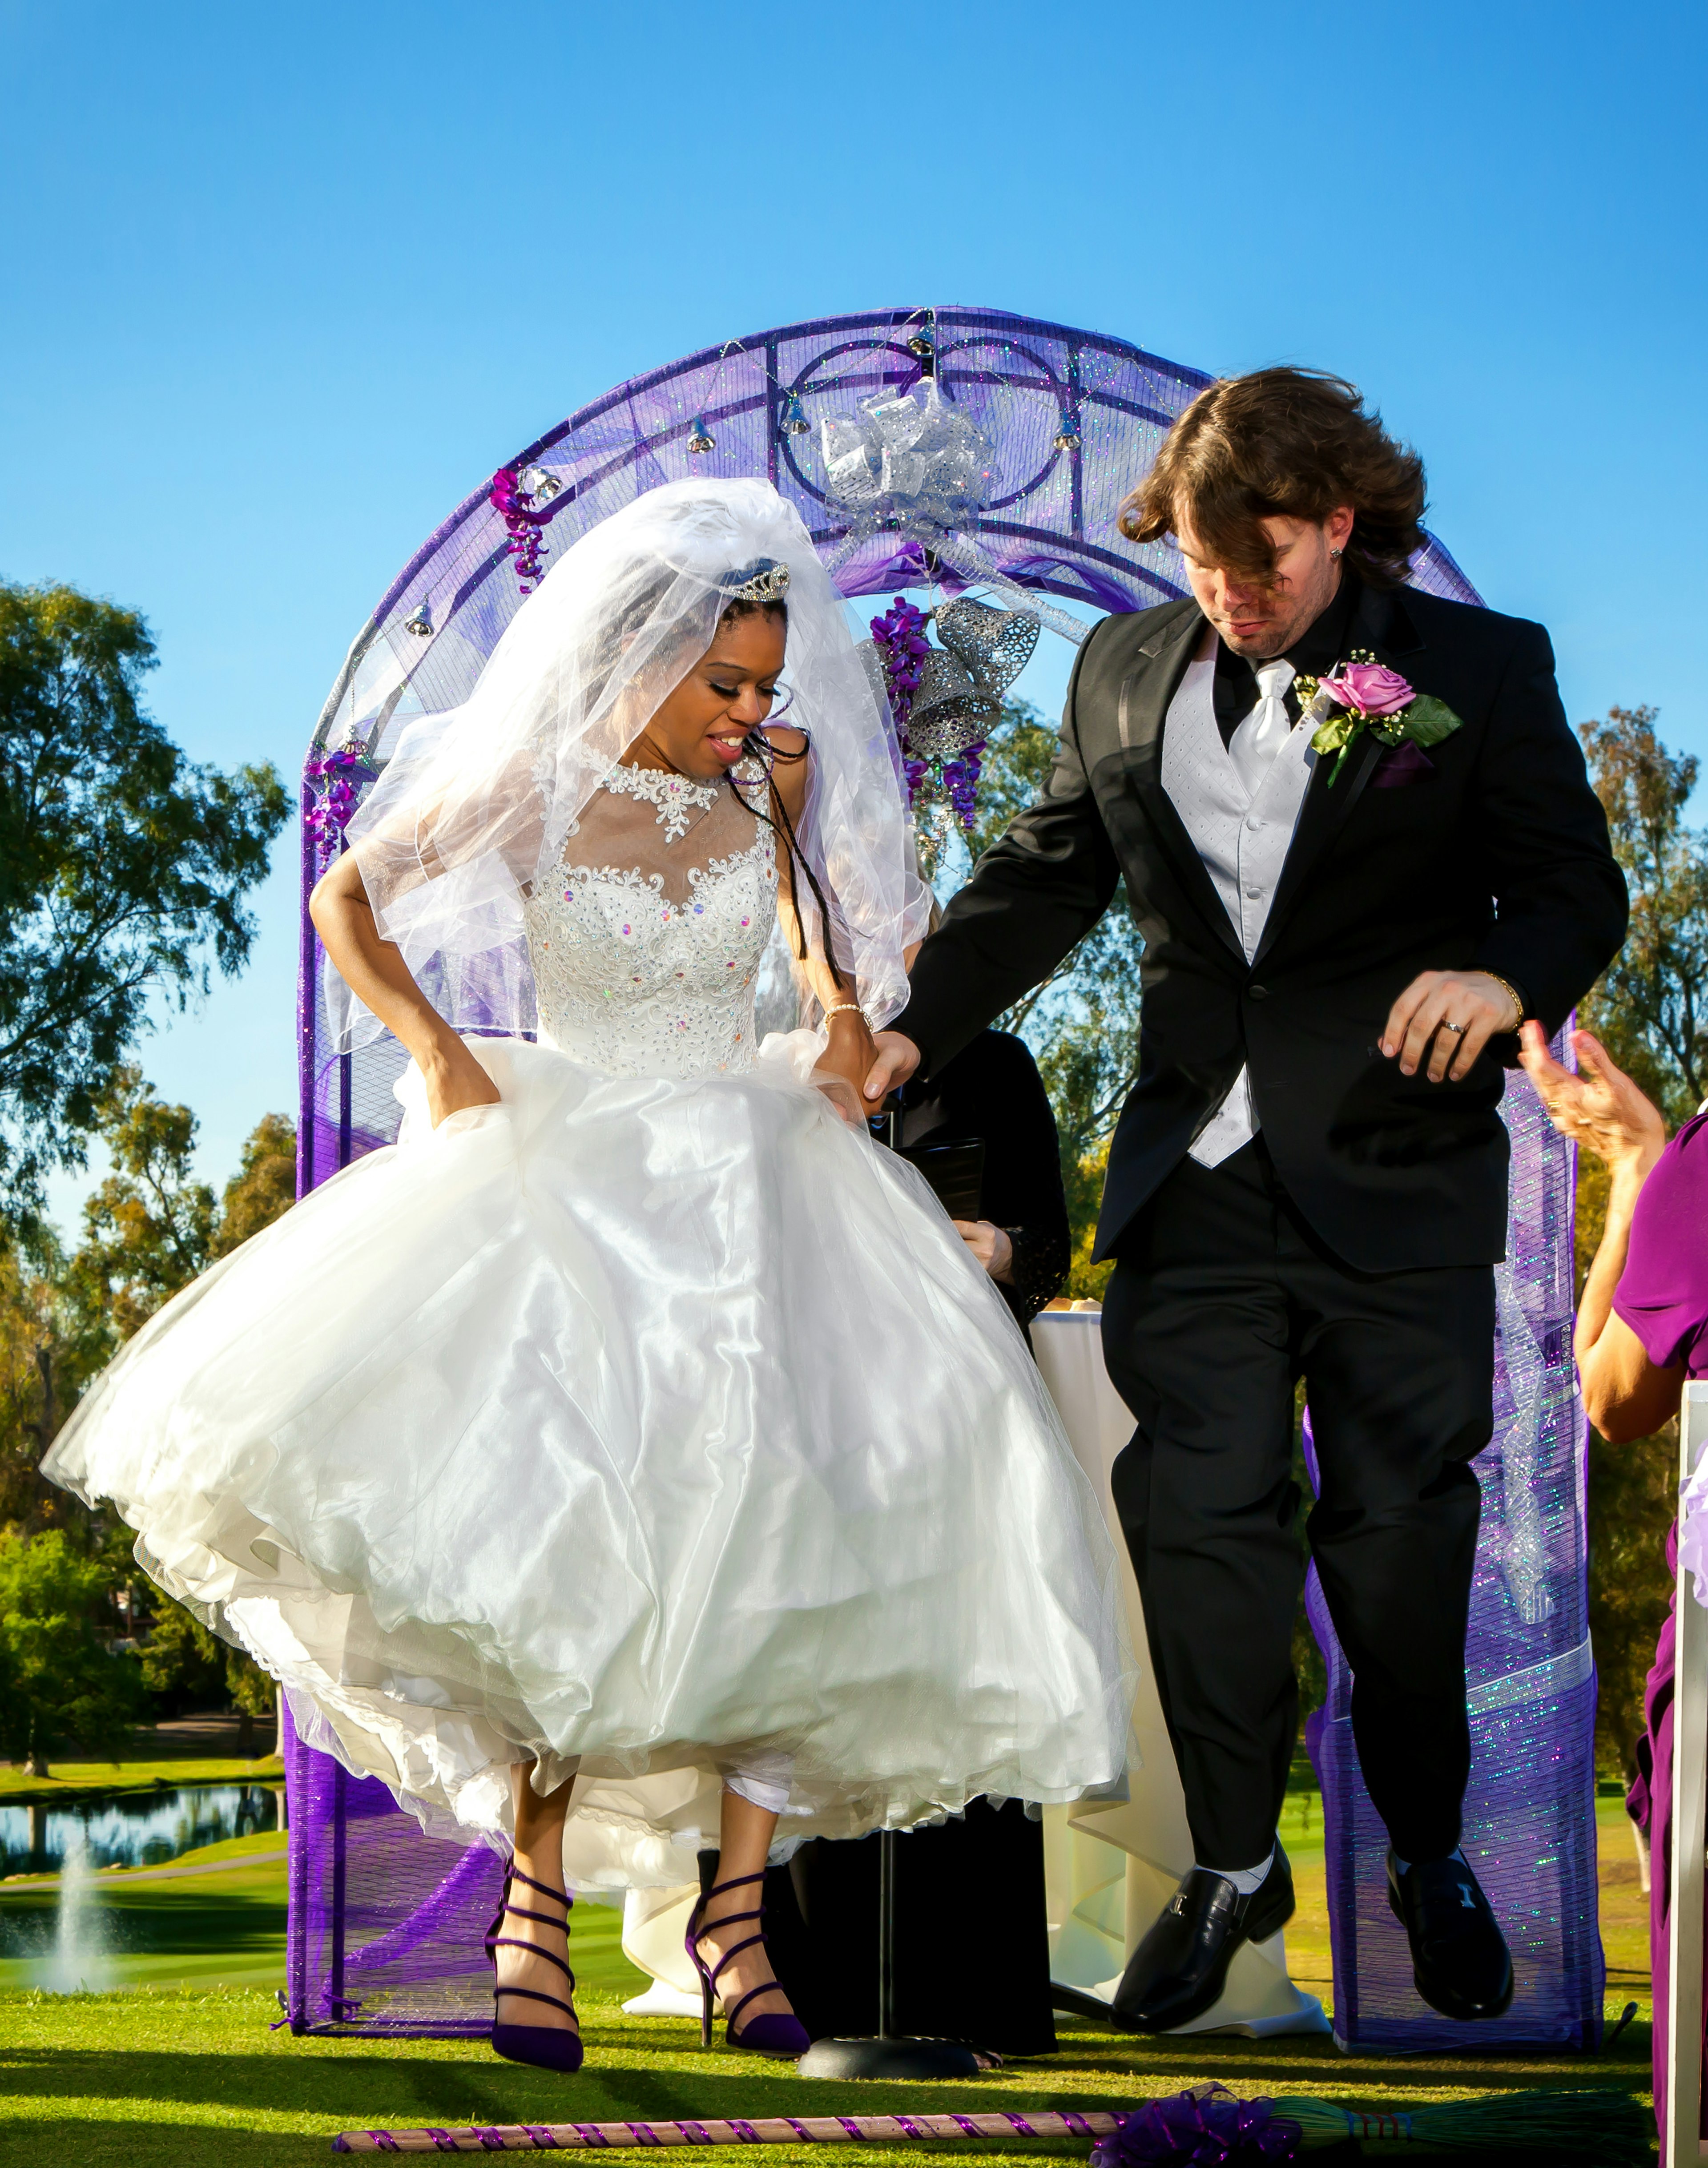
left=0, top=1754, right=285, bottom=1803
left=0, top=1986, right=1659, bottom=2168
left=0, top=1794, right=1660, bottom=2165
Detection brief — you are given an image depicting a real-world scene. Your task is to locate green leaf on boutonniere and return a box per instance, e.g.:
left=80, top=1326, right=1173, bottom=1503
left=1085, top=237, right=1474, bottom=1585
left=1399, top=694, right=1464, bottom=748
left=1309, top=709, right=1358, bottom=757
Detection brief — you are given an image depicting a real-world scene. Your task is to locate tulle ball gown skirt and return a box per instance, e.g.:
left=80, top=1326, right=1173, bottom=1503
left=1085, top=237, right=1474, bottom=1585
left=46, top=1035, right=1130, bottom=1886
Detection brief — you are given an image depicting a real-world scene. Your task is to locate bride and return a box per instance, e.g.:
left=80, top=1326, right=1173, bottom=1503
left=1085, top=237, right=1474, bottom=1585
left=45, top=479, right=1128, bottom=2073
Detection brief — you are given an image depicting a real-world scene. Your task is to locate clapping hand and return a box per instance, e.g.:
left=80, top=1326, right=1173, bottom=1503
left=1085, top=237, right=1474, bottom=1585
left=1518, top=1022, right=1667, bottom=1177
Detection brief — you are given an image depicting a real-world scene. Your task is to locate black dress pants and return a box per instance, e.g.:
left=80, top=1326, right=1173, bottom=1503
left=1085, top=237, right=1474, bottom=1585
left=1101, top=1138, right=1493, bottom=1870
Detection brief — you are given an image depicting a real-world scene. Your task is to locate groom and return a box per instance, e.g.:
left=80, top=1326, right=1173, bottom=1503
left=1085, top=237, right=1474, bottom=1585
left=866, top=368, right=1627, bottom=2030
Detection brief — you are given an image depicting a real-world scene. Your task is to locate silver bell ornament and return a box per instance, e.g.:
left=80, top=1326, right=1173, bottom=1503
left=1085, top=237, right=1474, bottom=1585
left=403, top=601, right=433, bottom=638
left=905, top=596, right=1041, bottom=762
left=1052, top=419, right=1081, bottom=452
left=686, top=415, right=716, bottom=454
left=518, top=463, right=563, bottom=500
left=781, top=392, right=810, bottom=436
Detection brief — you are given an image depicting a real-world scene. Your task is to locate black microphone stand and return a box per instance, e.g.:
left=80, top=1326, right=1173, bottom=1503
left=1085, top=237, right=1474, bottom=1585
left=796, top=1829, right=980, bottom=2079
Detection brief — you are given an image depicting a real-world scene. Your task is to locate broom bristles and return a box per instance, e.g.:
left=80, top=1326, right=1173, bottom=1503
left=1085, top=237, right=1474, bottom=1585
left=1271, top=2087, right=1649, bottom=2161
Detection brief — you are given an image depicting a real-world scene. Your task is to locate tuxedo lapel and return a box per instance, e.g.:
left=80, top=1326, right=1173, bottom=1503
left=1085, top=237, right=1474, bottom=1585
left=1252, top=584, right=1428, bottom=968
left=1116, top=612, right=1246, bottom=960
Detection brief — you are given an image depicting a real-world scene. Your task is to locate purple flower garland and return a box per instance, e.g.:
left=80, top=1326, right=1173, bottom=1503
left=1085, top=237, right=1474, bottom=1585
left=941, top=744, right=986, bottom=831
left=304, top=746, right=373, bottom=867
left=1090, top=2087, right=1301, bottom=2168
left=870, top=595, right=985, bottom=834
left=490, top=466, right=550, bottom=594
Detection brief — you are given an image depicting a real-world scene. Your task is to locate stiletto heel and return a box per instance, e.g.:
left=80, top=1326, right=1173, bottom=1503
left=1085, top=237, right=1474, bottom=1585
left=685, top=1869, right=812, bottom=2059
left=485, top=1862, right=584, bottom=2073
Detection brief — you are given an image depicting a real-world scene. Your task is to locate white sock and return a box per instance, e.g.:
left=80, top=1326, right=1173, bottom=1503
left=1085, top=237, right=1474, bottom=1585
left=1197, top=1846, right=1274, bottom=1897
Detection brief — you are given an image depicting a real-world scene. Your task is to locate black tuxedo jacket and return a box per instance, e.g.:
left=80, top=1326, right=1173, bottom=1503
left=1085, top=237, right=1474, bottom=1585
left=892, top=581, right=1627, bottom=1273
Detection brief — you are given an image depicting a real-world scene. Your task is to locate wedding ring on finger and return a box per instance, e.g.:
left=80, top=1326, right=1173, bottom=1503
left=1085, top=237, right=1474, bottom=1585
left=1441, top=1020, right=1467, bottom=1035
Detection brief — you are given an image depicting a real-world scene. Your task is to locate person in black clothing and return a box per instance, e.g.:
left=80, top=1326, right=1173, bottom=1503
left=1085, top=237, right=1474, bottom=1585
left=865, top=368, right=1628, bottom=2033
left=768, top=1025, right=1072, bottom=2056
left=917, top=1027, right=1072, bottom=1334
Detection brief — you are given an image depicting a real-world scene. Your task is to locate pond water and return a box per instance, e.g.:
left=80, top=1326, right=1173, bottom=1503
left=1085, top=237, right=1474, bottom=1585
left=0, top=1783, right=283, bottom=1877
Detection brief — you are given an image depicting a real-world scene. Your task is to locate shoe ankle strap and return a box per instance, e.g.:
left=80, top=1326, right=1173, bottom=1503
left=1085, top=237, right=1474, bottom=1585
left=508, top=1864, right=572, bottom=1910
left=700, top=1868, right=765, bottom=1904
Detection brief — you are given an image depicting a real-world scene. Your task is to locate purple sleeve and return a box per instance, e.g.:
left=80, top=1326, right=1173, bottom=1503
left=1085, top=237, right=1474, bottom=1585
left=1611, top=1112, right=1708, bottom=1379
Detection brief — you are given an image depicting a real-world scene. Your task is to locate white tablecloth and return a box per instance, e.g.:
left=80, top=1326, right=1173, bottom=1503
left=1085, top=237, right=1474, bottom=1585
left=1032, top=1307, right=1327, bottom=2037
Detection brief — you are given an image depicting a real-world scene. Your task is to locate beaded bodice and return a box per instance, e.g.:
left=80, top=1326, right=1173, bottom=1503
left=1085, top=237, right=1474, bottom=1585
left=522, top=762, right=779, bottom=1080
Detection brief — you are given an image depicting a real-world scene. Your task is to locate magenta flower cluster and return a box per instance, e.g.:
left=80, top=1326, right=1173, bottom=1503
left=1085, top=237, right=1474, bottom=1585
left=1090, top=2087, right=1300, bottom=2168
left=870, top=594, right=984, bottom=834
left=490, top=467, right=551, bottom=593
left=304, top=746, right=373, bottom=866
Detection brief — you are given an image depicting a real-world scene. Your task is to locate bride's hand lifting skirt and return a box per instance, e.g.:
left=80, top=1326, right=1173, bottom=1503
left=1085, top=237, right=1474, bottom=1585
left=45, top=1032, right=1132, bottom=1888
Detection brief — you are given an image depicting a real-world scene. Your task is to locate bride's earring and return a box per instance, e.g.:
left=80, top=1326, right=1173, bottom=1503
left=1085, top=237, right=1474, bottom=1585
left=1329, top=547, right=1343, bottom=560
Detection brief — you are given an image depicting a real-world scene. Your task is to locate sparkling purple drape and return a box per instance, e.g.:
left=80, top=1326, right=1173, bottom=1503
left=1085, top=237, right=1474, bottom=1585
left=282, top=1701, right=502, bottom=2033
left=286, top=304, right=1526, bottom=2039
left=1304, top=1031, right=1603, bottom=2051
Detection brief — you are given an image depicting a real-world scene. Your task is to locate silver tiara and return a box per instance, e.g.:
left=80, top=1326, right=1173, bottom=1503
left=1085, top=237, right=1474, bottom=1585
left=724, top=560, right=791, bottom=604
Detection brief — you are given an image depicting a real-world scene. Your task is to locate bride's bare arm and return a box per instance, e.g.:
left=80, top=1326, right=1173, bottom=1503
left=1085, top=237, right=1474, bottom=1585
left=309, top=851, right=500, bottom=1128
left=766, top=733, right=882, bottom=1119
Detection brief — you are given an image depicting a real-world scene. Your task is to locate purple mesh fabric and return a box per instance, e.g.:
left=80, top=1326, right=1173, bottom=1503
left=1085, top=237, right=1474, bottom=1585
left=282, top=1701, right=502, bottom=2034
left=1304, top=1028, right=1603, bottom=2052
left=288, top=305, right=1552, bottom=2041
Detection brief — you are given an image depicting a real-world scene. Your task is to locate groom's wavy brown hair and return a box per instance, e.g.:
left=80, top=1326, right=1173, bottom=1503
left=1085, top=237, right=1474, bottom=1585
left=1119, top=368, right=1427, bottom=590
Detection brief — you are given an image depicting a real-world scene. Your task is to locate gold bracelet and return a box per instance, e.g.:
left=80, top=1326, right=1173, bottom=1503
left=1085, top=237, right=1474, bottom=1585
left=823, top=1002, right=865, bottom=1024
left=1483, top=972, right=1526, bottom=1028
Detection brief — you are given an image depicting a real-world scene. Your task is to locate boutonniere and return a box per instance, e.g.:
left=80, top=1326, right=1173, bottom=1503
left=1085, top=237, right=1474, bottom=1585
left=1296, top=650, right=1464, bottom=786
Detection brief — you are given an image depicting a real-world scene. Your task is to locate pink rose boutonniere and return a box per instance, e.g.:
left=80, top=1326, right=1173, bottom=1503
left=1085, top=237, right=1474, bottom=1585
left=1297, top=649, right=1464, bottom=786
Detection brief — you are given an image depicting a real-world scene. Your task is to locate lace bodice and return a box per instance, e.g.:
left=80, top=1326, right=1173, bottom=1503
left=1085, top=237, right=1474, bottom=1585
left=523, top=762, right=779, bottom=1079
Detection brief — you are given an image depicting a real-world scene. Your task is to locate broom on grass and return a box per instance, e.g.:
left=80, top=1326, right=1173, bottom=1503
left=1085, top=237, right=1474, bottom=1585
left=333, top=2083, right=1652, bottom=2159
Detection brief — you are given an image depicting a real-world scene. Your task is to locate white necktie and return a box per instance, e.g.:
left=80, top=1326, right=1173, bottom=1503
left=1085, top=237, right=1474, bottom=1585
left=1228, top=657, right=1296, bottom=799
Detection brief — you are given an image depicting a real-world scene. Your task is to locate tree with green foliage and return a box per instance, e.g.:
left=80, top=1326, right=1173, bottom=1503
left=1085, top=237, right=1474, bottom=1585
left=1, top=1084, right=296, bottom=1749
left=0, top=1526, right=143, bottom=1775
left=137, top=1589, right=275, bottom=1754
left=931, top=701, right=1144, bottom=1296
left=0, top=580, right=289, bottom=1226
left=1578, top=704, right=1708, bottom=1126
left=62, top=1067, right=219, bottom=1349
left=212, top=1112, right=297, bottom=1257
left=1573, top=705, right=1708, bottom=1778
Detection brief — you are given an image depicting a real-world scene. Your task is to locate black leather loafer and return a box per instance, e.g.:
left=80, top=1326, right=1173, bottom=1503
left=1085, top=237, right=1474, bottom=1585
left=1110, top=1846, right=1296, bottom=2033
left=1386, top=1849, right=1513, bottom=2021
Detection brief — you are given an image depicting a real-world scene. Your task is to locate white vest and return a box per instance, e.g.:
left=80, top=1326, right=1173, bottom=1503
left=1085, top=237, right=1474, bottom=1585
left=1160, top=639, right=1318, bottom=1167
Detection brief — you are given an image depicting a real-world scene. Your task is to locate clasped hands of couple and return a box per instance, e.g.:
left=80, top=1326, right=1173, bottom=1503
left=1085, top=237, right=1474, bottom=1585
left=420, top=965, right=1523, bottom=1139
left=418, top=965, right=1518, bottom=1298
left=861, top=964, right=1528, bottom=1105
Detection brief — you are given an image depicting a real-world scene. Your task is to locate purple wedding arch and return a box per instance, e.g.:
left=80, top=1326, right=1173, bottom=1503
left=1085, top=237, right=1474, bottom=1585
left=285, top=305, right=1600, bottom=2049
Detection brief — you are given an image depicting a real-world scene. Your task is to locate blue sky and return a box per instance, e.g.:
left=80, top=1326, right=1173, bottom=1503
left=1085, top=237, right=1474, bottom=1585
left=3, top=1, right=1703, bottom=1223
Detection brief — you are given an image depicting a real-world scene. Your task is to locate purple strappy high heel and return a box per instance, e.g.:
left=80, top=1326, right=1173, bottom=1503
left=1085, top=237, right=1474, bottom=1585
left=485, top=1863, right=584, bottom=2073
left=685, top=1869, right=812, bottom=2060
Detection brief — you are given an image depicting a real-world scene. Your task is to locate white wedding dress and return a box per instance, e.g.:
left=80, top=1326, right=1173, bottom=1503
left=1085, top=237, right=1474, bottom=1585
left=46, top=763, right=1129, bottom=1887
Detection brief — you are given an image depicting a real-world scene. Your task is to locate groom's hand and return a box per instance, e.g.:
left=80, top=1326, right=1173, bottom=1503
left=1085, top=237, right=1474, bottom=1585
left=1381, top=969, right=1522, bottom=1084
left=864, top=1031, right=922, bottom=1103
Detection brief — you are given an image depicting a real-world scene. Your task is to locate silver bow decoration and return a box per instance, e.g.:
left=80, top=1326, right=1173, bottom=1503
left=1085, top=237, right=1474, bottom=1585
left=819, top=380, right=1086, bottom=647
left=907, top=596, right=1041, bottom=761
